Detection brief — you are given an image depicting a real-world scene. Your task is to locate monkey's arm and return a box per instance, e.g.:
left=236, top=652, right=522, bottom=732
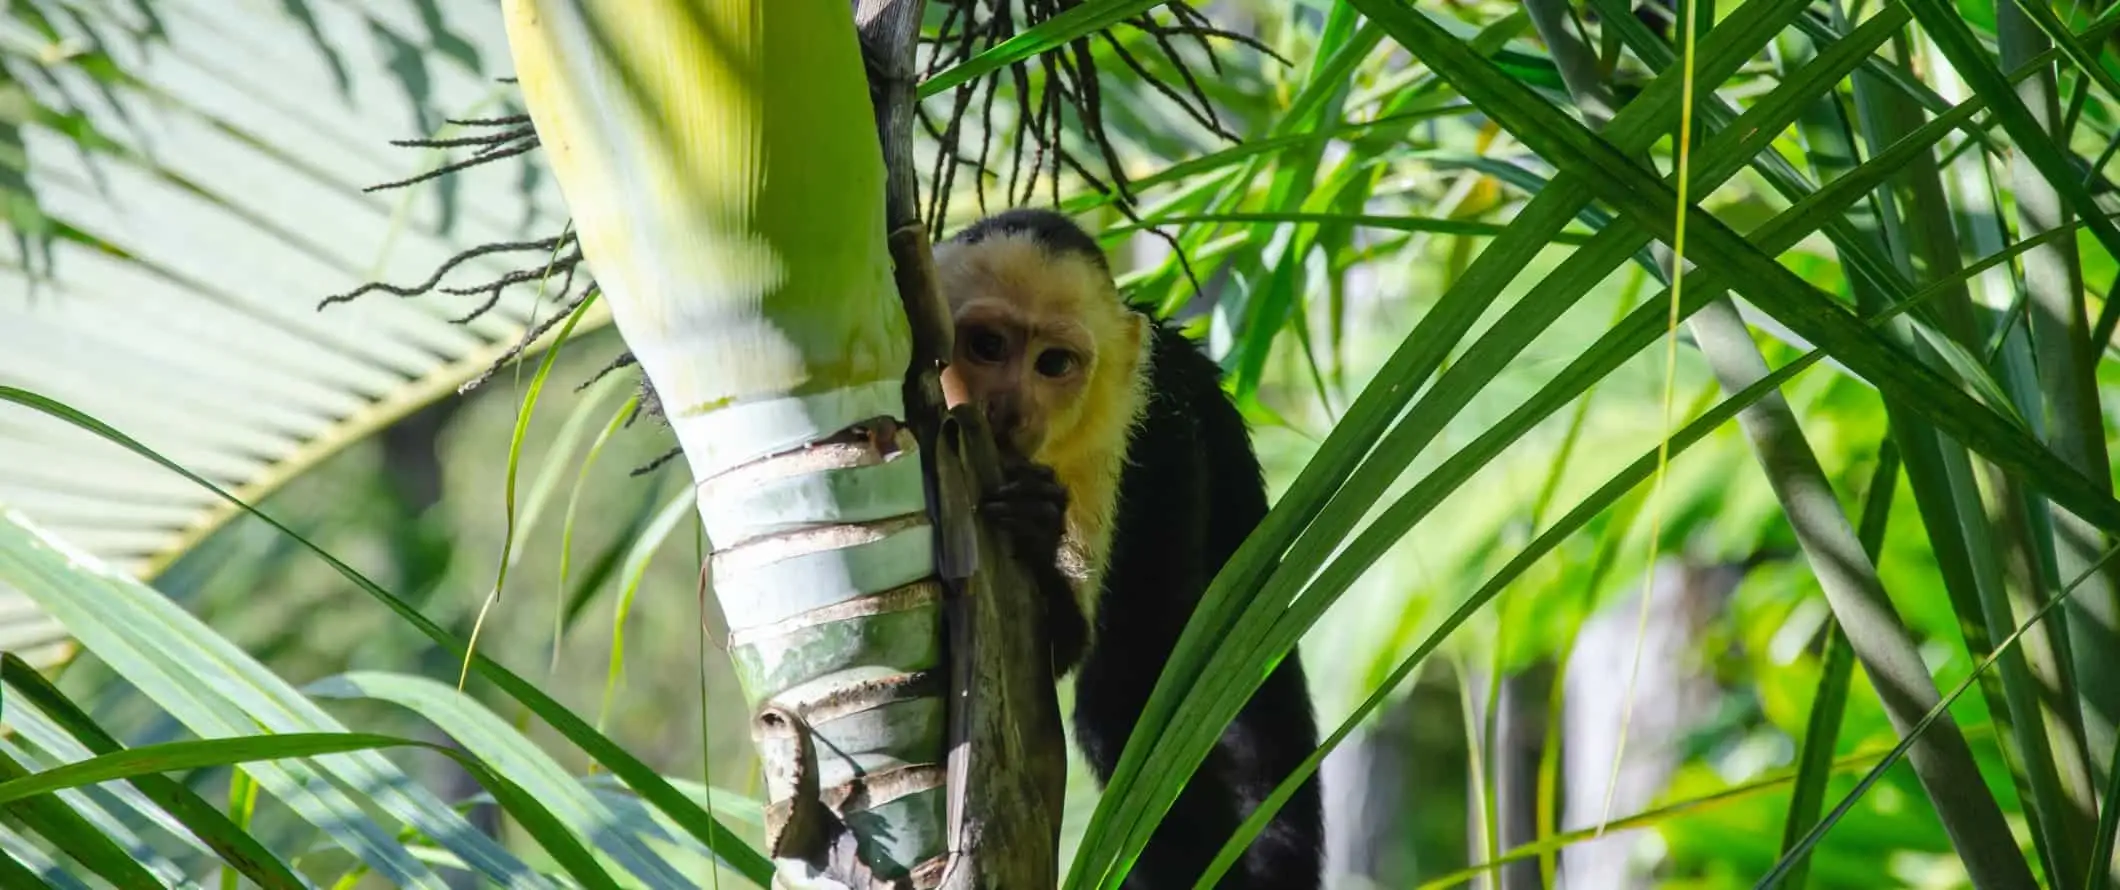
left=982, top=455, right=1090, bottom=678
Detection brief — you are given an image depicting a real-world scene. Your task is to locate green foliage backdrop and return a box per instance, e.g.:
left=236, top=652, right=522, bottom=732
left=1, top=0, right=2119, bottom=888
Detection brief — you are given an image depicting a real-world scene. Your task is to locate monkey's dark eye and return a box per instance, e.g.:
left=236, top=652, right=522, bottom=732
left=966, top=328, right=1009, bottom=364
left=1034, top=349, right=1078, bottom=378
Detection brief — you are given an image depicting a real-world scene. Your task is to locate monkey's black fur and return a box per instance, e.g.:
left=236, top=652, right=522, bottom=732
left=958, top=210, right=1323, bottom=890
left=1081, top=315, right=1324, bottom=890
left=953, top=207, right=1112, bottom=268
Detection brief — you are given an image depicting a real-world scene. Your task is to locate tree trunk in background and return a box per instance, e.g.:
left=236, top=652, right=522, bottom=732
left=1323, top=693, right=1417, bottom=889
left=1482, top=662, right=1553, bottom=890
left=378, top=398, right=496, bottom=887
left=1559, top=557, right=1736, bottom=890
left=1326, top=661, right=1475, bottom=889
left=1463, top=662, right=1551, bottom=890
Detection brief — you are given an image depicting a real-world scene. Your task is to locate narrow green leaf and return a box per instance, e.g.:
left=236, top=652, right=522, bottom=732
left=0, top=708, right=211, bottom=863
left=0, top=732, right=623, bottom=890
left=554, top=393, right=642, bottom=671
left=454, top=773, right=770, bottom=874
left=920, top=0, right=1170, bottom=97
left=304, top=671, right=693, bottom=888
left=1398, top=151, right=1659, bottom=276
left=2001, top=0, right=2120, bottom=114
left=1057, top=106, right=1477, bottom=217
left=1359, top=0, right=2120, bottom=536
left=1193, top=200, right=2115, bottom=890
left=0, top=732, right=423, bottom=807
left=515, top=353, right=631, bottom=577
left=1996, top=0, right=2120, bottom=822
left=2092, top=733, right=2120, bottom=890
left=1201, top=336, right=1838, bottom=886
left=599, top=485, right=697, bottom=732
left=1, top=499, right=542, bottom=888
left=0, top=736, right=202, bottom=887
left=1775, top=445, right=1899, bottom=890
left=1759, top=543, right=2120, bottom=889
left=1220, top=7, right=1376, bottom=391
left=0, top=654, right=306, bottom=890
left=1904, top=0, right=2120, bottom=264
left=0, top=840, right=57, bottom=890
left=562, top=479, right=667, bottom=633
left=1540, top=0, right=2022, bottom=880
left=1071, top=2, right=1948, bottom=882
left=0, top=387, right=775, bottom=884
left=224, top=767, right=259, bottom=890
left=1415, top=734, right=1943, bottom=890
left=0, top=747, right=165, bottom=890
left=0, top=510, right=448, bottom=888
left=581, top=773, right=767, bottom=832
left=1108, top=2, right=1915, bottom=880
left=1929, top=10, right=2105, bottom=880
left=1353, top=6, right=2120, bottom=884
left=1799, top=13, right=2074, bottom=887
left=469, top=283, right=598, bottom=689
left=1106, top=211, right=1595, bottom=243
left=0, top=824, right=82, bottom=890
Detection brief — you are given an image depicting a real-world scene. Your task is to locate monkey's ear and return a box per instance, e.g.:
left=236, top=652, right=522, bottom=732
left=1121, top=311, right=1150, bottom=354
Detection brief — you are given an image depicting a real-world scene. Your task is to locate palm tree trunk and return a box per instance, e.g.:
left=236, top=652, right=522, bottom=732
left=503, top=1, right=934, bottom=883
left=851, top=4, right=1071, bottom=889
left=501, top=2, right=1064, bottom=886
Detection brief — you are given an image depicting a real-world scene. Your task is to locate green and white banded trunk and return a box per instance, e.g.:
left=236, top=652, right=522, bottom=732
left=503, top=1, right=946, bottom=885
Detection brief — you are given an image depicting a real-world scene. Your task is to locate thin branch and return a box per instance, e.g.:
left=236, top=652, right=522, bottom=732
left=364, top=139, right=540, bottom=193
left=457, top=284, right=598, bottom=396
left=316, top=233, right=577, bottom=309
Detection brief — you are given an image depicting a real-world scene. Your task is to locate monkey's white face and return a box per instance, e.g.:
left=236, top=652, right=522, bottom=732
left=933, top=232, right=1146, bottom=470
left=941, top=297, right=1095, bottom=460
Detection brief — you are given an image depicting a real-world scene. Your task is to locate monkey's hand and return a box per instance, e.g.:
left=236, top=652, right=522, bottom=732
left=983, top=456, right=1090, bottom=678
left=985, top=456, right=1066, bottom=559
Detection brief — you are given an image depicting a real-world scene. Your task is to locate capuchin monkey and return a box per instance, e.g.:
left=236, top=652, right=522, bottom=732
left=934, top=208, right=1323, bottom=890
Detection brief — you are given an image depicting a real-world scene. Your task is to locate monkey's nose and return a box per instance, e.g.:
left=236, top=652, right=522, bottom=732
left=985, top=402, right=1040, bottom=457
left=985, top=401, right=1020, bottom=434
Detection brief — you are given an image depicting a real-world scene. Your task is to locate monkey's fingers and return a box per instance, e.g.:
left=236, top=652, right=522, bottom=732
left=1008, top=460, right=1060, bottom=482
left=997, top=455, right=1063, bottom=485
left=982, top=502, right=1065, bottom=554
left=992, top=471, right=1069, bottom=500
left=984, top=485, right=1064, bottom=514
left=982, top=501, right=1064, bottom=533
left=989, top=485, right=1069, bottom=516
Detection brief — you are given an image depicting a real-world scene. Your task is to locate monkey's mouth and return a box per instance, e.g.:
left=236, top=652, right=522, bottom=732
left=1001, top=428, right=1047, bottom=461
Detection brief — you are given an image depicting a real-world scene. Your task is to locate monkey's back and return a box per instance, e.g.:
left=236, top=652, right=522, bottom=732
left=1072, top=311, right=1323, bottom=890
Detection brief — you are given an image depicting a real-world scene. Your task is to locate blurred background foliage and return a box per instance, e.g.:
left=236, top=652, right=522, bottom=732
left=0, top=0, right=2115, bottom=887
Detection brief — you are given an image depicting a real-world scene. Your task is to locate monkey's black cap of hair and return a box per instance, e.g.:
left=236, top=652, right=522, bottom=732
left=949, top=208, right=1110, bottom=271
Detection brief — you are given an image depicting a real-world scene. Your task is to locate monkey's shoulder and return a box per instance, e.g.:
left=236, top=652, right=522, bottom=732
left=1115, top=307, right=1271, bottom=537
left=1126, top=310, right=1223, bottom=398
left=1125, top=311, right=1254, bottom=443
